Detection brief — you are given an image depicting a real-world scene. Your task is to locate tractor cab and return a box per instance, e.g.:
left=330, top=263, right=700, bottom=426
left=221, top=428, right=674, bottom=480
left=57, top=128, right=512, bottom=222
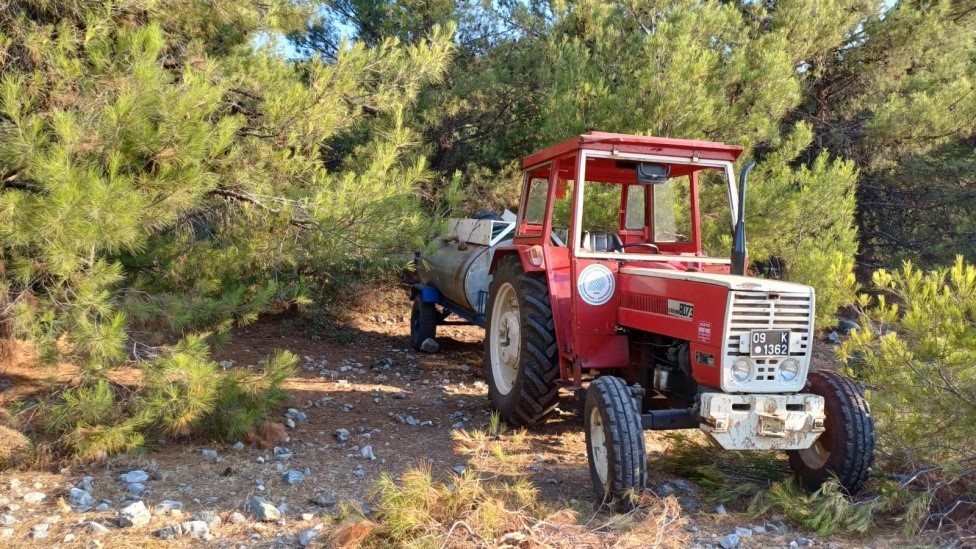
left=511, top=132, right=742, bottom=273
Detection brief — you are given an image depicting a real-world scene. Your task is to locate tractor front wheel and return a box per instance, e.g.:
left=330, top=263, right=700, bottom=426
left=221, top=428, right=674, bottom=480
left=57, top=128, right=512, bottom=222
left=787, top=370, right=876, bottom=493
left=410, top=296, right=438, bottom=351
left=484, top=255, right=559, bottom=427
left=585, top=376, right=647, bottom=511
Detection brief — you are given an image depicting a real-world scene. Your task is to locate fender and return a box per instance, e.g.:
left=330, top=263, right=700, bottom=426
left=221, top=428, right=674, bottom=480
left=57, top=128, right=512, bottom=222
left=488, top=245, right=547, bottom=274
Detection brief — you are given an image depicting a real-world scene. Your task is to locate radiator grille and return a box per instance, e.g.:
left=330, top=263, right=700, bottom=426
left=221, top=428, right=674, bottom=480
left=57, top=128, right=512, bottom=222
left=725, top=291, right=813, bottom=390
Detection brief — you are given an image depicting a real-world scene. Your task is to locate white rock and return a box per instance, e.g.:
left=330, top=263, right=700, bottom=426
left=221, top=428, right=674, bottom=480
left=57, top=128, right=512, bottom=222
left=180, top=520, right=210, bottom=538
left=118, top=501, right=151, bottom=527
left=246, top=496, right=281, bottom=522
left=420, top=338, right=439, bottom=353
left=69, top=487, right=94, bottom=511
left=720, top=533, right=740, bottom=549
left=298, top=529, right=318, bottom=547
left=119, top=471, right=149, bottom=484
left=23, top=492, right=46, bottom=504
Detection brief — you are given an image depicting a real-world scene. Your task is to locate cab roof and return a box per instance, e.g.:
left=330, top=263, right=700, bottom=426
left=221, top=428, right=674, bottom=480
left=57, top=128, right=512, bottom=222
left=522, top=131, right=744, bottom=169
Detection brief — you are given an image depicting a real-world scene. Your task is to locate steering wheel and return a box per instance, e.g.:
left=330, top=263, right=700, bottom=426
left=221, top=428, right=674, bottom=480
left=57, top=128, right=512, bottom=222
left=617, top=243, right=660, bottom=254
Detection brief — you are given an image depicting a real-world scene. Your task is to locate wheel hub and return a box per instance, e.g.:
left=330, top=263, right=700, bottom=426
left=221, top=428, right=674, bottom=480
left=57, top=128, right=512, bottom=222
left=490, top=283, right=521, bottom=395
left=589, top=407, right=609, bottom=487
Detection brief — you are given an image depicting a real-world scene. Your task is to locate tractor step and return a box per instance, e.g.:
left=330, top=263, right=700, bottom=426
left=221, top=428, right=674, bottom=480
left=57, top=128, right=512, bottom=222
left=640, top=409, right=699, bottom=430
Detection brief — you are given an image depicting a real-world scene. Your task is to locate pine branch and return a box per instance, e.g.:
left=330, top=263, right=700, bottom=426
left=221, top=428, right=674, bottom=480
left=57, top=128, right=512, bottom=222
left=1, top=173, right=41, bottom=193
left=208, top=187, right=317, bottom=229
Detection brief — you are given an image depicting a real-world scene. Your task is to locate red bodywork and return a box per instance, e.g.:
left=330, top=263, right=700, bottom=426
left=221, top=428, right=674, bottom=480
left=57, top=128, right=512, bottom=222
left=489, top=133, right=744, bottom=390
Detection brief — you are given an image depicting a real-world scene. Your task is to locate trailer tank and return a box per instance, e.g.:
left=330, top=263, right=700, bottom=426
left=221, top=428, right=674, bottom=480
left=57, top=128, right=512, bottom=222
left=418, top=215, right=515, bottom=315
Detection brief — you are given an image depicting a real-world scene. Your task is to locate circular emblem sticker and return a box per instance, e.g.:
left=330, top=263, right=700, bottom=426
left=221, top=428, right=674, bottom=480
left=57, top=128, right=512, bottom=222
left=577, top=264, right=615, bottom=306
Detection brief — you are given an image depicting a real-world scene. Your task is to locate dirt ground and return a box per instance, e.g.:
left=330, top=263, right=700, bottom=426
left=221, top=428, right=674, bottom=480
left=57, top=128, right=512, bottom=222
left=0, top=289, right=917, bottom=548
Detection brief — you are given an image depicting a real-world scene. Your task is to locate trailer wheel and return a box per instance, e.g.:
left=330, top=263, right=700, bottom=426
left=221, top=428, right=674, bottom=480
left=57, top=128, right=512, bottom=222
left=585, top=376, right=647, bottom=511
left=788, top=370, right=875, bottom=493
left=410, top=296, right=438, bottom=351
left=484, top=255, right=560, bottom=427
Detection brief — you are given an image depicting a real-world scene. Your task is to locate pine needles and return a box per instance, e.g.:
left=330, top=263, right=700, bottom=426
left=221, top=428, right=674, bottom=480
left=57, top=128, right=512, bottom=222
left=749, top=478, right=884, bottom=536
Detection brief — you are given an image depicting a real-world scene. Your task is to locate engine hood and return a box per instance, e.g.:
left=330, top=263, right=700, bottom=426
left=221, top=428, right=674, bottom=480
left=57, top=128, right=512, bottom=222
left=618, top=267, right=814, bottom=295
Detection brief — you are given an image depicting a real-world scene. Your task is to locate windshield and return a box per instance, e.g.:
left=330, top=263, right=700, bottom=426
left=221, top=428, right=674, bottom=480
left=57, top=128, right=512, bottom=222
left=570, top=152, right=736, bottom=264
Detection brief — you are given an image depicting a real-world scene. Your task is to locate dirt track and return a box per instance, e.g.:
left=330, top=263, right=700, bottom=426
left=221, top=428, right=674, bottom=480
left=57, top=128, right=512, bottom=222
left=0, top=293, right=907, bottom=547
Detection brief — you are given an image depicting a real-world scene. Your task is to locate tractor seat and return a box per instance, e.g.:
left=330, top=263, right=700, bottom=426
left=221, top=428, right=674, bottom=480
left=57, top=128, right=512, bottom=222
left=581, top=231, right=623, bottom=252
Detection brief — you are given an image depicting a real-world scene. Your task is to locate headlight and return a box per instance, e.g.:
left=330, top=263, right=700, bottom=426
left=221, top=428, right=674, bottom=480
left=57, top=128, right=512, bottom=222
left=780, top=358, right=800, bottom=381
left=731, top=359, right=752, bottom=382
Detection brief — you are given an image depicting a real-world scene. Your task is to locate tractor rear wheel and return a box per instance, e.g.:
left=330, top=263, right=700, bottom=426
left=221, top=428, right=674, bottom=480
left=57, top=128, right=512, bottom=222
left=585, top=376, right=647, bottom=511
left=484, top=255, right=560, bottom=427
left=410, top=296, right=438, bottom=351
left=787, top=370, right=875, bottom=493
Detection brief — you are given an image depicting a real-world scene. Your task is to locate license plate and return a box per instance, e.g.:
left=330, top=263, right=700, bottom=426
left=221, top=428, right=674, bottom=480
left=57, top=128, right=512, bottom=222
left=748, top=330, right=790, bottom=357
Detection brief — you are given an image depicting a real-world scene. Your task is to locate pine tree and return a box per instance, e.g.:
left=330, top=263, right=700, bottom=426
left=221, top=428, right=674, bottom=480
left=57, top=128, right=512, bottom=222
left=800, top=0, right=976, bottom=269
left=0, top=0, right=452, bottom=457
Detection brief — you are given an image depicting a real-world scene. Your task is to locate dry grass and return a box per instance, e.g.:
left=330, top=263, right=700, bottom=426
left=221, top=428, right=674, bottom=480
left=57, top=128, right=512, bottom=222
left=243, top=420, right=287, bottom=449
left=349, top=416, right=690, bottom=548
left=0, top=424, right=32, bottom=469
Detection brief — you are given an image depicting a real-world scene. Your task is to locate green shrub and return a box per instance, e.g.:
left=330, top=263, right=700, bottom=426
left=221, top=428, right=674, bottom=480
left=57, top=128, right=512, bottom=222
left=42, top=380, right=147, bottom=461
left=207, top=349, right=297, bottom=442
left=839, top=256, right=976, bottom=467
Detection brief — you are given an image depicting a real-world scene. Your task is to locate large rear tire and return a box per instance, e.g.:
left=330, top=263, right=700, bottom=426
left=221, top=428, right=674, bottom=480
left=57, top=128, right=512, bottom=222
left=585, top=376, right=647, bottom=511
left=484, top=255, right=560, bottom=427
left=787, top=370, right=875, bottom=493
left=410, top=296, right=438, bottom=351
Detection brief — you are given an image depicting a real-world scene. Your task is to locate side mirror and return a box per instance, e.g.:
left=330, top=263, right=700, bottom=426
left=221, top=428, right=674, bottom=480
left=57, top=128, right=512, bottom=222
left=636, top=162, right=670, bottom=184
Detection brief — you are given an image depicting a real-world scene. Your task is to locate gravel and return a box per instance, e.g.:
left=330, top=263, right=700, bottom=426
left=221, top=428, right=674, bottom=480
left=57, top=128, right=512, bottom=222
left=202, top=449, right=219, bottom=461
left=181, top=520, right=211, bottom=538
left=719, top=533, right=740, bottom=549
left=298, top=529, right=318, bottom=547
left=282, top=470, right=306, bottom=485
left=193, top=510, right=221, bottom=529
left=76, top=476, right=95, bottom=492
left=88, top=521, right=111, bottom=534
left=285, top=408, right=309, bottom=422
left=30, top=523, right=50, bottom=540
left=69, top=487, right=94, bottom=511
left=310, top=493, right=336, bottom=508
left=157, top=500, right=184, bottom=512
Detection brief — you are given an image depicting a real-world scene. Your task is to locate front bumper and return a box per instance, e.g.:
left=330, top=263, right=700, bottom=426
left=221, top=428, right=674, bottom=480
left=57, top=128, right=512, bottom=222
left=699, top=392, right=825, bottom=450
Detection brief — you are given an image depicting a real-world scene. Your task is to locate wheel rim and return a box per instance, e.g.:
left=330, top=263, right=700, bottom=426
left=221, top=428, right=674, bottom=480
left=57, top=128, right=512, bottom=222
left=489, top=282, right=520, bottom=395
left=798, top=430, right=832, bottom=470
left=589, top=406, right=609, bottom=487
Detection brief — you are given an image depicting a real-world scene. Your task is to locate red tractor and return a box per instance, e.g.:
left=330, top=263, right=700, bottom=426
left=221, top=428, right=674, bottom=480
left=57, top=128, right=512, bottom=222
left=411, top=132, right=875, bottom=509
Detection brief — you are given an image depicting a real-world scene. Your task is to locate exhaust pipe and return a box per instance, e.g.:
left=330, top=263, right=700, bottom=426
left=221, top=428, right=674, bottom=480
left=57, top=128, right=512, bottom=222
left=731, top=161, right=755, bottom=276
